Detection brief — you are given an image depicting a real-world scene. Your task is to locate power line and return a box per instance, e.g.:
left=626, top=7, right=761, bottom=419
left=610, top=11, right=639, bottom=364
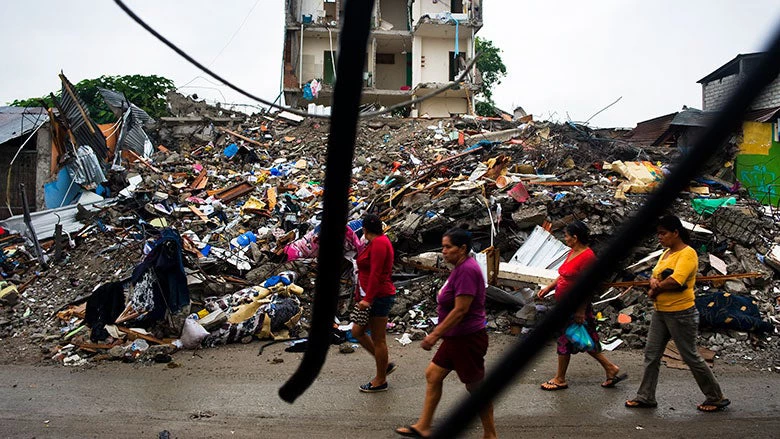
left=208, top=0, right=261, bottom=67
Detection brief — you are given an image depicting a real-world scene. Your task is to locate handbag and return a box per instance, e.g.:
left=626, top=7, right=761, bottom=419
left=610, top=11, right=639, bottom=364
left=350, top=303, right=370, bottom=327
left=565, top=323, right=595, bottom=351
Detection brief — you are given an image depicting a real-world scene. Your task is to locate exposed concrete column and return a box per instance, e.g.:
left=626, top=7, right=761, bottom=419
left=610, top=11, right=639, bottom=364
left=34, top=123, right=52, bottom=211
left=412, top=35, right=422, bottom=87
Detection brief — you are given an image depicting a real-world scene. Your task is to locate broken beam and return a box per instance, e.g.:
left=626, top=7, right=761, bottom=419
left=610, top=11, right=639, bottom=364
left=606, top=272, right=763, bottom=288
left=117, top=326, right=164, bottom=345
left=125, top=150, right=162, bottom=173
left=217, top=127, right=265, bottom=148
left=189, top=168, right=208, bottom=190
left=215, top=181, right=254, bottom=203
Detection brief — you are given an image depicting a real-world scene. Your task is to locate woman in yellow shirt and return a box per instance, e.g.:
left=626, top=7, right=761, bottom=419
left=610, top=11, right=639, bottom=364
left=626, top=215, right=730, bottom=412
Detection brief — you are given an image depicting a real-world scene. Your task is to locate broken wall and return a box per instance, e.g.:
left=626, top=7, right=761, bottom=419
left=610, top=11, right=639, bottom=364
left=301, top=36, right=335, bottom=84
left=736, top=121, right=780, bottom=205
left=418, top=37, right=468, bottom=83
left=374, top=52, right=408, bottom=90
left=418, top=96, right=468, bottom=117
left=412, top=0, right=453, bottom=22
left=379, top=0, right=409, bottom=30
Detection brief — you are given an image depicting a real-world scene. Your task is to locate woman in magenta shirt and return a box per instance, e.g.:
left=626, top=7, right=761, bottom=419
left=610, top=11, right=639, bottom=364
left=352, top=214, right=397, bottom=393
left=537, top=221, right=625, bottom=391
left=396, top=228, right=497, bottom=439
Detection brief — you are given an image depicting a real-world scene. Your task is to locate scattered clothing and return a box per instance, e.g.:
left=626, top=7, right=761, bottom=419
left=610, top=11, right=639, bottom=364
left=696, top=291, right=774, bottom=334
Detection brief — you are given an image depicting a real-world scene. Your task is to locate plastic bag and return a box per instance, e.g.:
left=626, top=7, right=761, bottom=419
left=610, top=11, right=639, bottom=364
left=565, top=323, right=595, bottom=351
left=180, top=317, right=209, bottom=349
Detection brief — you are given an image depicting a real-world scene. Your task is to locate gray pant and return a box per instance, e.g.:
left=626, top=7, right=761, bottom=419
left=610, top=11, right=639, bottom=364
left=635, top=306, right=724, bottom=404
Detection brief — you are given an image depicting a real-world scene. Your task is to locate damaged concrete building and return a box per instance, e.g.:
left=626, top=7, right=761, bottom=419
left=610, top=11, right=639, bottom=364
left=282, top=0, right=483, bottom=117
left=697, top=52, right=780, bottom=207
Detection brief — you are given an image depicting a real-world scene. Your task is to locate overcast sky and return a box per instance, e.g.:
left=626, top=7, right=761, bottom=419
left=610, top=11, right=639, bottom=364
left=1, top=1, right=778, bottom=128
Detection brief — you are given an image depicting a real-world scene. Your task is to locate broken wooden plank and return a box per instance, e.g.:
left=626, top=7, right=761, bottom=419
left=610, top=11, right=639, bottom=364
left=188, top=205, right=210, bottom=222
left=125, top=150, right=162, bottom=173
left=189, top=168, right=208, bottom=190
left=606, top=272, right=763, bottom=288
left=215, top=181, right=254, bottom=203
left=217, top=127, right=265, bottom=147
left=222, top=275, right=250, bottom=286
left=117, top=326, right=164, bottom=345
left=498, top=262, right=558, bottom=286
left=72, top=338, right=122, bottom=351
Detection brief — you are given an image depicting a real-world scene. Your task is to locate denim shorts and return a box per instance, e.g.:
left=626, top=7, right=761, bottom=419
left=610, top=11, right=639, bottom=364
left=369, top=295, right=396, bottom=317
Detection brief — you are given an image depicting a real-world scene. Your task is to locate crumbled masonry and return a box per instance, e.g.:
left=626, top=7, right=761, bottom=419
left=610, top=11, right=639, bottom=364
left=1, top=94, right=778, bottom=372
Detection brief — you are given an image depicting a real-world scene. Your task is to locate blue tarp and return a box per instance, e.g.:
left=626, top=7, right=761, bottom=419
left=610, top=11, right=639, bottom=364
left=44, top=168, right=82, bottom=209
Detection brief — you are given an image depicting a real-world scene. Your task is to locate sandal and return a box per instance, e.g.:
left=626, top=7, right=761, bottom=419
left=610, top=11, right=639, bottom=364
left=602, top=373, right=628, bottom=388
left=359, top=381, right=388, bottom=393
left=625, top=399, right=657, bottom=409
left=697, top=398, right=730, bottom=412
left=541, top=380, right=569, bottom=391
left=387, top=362, right=398, bottom=376
left=395, top=425, right=429, bottom=438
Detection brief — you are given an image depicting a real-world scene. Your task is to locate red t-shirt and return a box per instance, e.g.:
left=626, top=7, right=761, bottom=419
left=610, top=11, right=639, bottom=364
left=555, top=248, right=596, bottom=301
left=356, top=234, right=396, bottom=303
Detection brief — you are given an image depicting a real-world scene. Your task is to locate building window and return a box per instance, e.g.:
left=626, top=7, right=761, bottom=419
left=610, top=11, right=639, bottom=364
left=376, top=53, right=395, bottom=64
left=451, top=0, right=464, bottom=13
left=449, top=51, right=467, bottom=81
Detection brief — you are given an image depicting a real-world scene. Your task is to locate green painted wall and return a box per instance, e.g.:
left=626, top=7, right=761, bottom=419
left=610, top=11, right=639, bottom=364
left=736, top=122, right=780, bottom=206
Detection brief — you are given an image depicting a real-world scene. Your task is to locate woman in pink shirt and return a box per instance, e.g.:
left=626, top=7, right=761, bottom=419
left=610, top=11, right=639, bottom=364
left=537, top=221, right=625, bottom=391
left=396, top=228, right=496, bottom=439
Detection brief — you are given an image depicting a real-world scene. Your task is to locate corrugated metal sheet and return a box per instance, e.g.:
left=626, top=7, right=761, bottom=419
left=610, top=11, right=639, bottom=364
left=624, top=112, right=677, bottom=146
left=65, top=145, right=107, bottom=185
left=670, top=108, right=717, bottom=127
left=0, top=195, right=111, bottom=240
left=0, top=106, right=49, bottom=145
left=54, top=75, right=108, bottom=161
left=98, top=87, right=154, bottom=125
left=116, top=107, right=153, bottom=157
left=97, top=87, right=154, bottom=157
left=508, top=226, right=569, bottom=270
left=744, top=105, right=780, bottom=123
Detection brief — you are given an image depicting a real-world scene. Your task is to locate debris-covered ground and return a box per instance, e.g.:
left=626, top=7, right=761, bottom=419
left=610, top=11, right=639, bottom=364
left=1, top=93, right=778, bottom=373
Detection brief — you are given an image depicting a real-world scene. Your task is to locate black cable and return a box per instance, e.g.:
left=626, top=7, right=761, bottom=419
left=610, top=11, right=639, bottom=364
left=433, top=24, right=780, bottom=438
left=277, top=0, right=375, bottom=403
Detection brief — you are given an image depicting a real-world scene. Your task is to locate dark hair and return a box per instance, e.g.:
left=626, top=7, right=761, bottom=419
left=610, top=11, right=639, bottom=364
left=657, top=215, right=691, bottom=245
left=443, top=228, right=473, bottom=252
left=565, top=220, right=591, bottom=245
left=362, top=214, right=383, bottom=235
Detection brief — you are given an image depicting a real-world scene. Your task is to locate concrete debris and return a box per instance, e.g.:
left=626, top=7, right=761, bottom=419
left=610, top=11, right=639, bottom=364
left=0, top=92, right=779, bottom=372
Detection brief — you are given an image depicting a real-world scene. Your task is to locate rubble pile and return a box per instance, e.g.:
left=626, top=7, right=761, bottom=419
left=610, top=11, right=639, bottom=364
left=1, top=94, right=778, bottom=371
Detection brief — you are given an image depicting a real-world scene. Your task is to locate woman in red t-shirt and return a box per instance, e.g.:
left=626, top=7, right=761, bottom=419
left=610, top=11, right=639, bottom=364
left=352, top=214, right=397, bottom=393
left=537, top=221, right=625, bottom=391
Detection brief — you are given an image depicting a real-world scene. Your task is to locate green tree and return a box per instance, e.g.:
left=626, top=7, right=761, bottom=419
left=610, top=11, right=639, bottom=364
left=474, top=37, right=507, bottom=116
left=9, top=74, right=175, bottom=124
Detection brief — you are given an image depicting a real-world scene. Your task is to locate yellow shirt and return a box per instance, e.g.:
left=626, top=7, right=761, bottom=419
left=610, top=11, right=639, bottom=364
left=651, top=246, right=697, bottom=312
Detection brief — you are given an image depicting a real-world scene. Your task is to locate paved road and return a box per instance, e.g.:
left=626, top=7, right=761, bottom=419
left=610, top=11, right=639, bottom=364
left=1, top=335, right=778, bottom=438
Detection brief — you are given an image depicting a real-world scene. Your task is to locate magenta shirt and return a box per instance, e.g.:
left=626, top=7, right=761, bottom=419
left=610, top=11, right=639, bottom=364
left=437, top=257, right=486, bottom=337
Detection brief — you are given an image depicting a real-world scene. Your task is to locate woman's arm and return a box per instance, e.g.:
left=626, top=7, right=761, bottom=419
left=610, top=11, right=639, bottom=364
left=421, top=295, right=474, bottom=350
left=537, top=277, right=560, bottom=299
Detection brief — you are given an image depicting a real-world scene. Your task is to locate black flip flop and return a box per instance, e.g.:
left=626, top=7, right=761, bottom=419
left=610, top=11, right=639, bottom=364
left=625, top=399, right=657, bottom=409
left=396, top=425, right=428, bottom=438
left=541, top=380, right=569, bottom=391
left=697, top=398, right=731, bottom=412
left=602, top=373, right=628, bottom=388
